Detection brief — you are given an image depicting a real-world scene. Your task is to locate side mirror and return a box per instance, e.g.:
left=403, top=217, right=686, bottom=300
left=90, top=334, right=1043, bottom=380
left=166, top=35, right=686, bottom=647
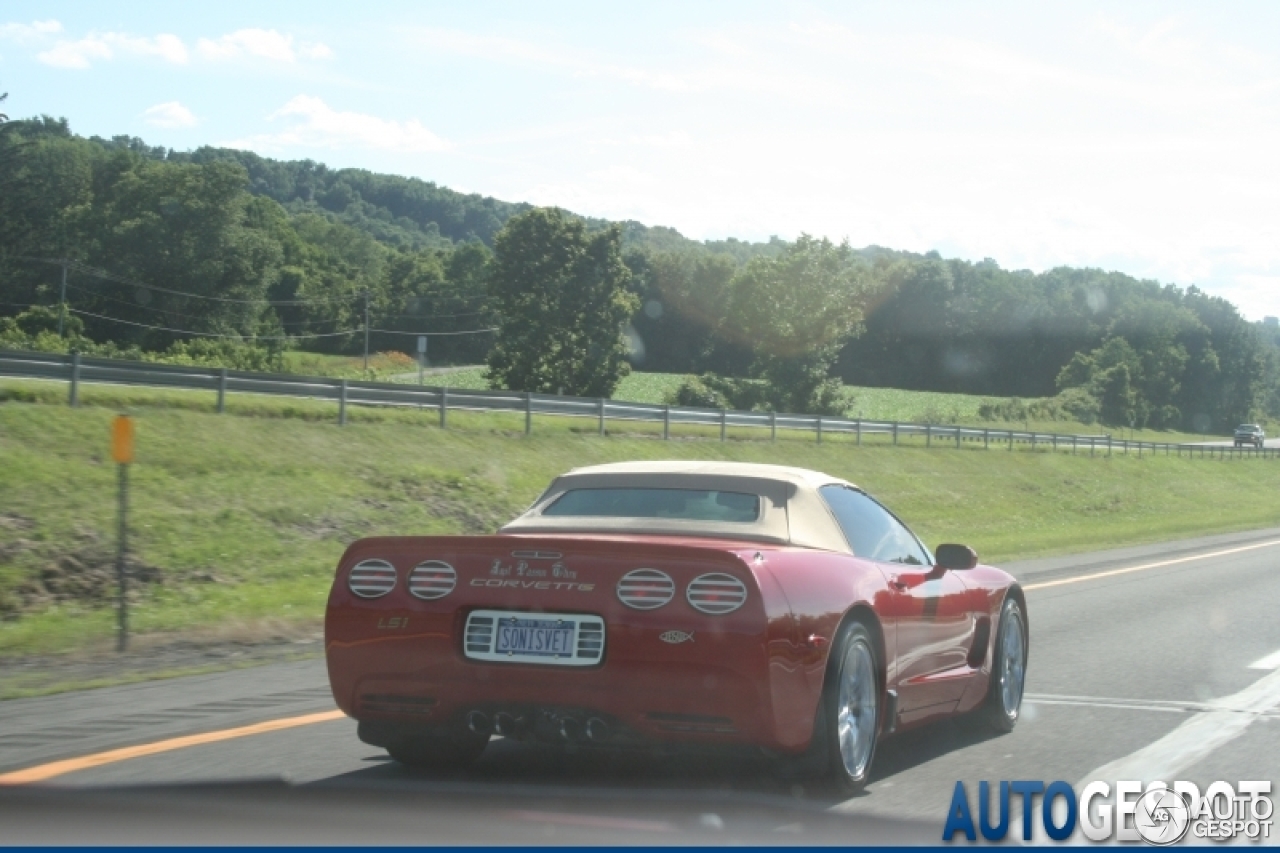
left=935, top=543, right=978, bottom=570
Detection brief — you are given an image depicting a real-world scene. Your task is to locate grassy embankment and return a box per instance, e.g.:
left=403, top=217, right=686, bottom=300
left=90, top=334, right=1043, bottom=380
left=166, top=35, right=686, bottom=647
left=2, top=377, right=1279, bottom=669
left=179, top=354, right=1221, bottom=444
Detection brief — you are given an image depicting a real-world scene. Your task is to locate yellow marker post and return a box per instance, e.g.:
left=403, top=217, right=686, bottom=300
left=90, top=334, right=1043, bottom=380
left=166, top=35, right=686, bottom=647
left=112, top=415, right=134, bottom=652
left=111, top=414, right=134, bottom=464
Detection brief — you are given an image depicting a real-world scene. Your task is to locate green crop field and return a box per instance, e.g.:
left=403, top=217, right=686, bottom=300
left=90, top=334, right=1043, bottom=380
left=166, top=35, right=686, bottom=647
left=2, top=379, right=1279, bottom=679
left=365, top=365, right=1213, bottom=444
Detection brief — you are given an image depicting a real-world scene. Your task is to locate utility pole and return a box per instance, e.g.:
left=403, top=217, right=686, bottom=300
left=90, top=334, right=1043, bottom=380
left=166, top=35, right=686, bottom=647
left=363, top=288, right=371, bottom=374
left=57, top=259, right=69, bottom=337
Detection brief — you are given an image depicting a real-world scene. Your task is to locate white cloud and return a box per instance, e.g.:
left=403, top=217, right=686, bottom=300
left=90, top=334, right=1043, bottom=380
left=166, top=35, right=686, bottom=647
left=226, top=95, right=449, bottom=154
left=412, top=27, right=735, bottom=95
left=300, top=42, right=334, bottom=60
left=12, top=25, right=324, bottom=69
left=142, top=101, right=197, bottom=129
left=37, top=32, right=188, bottom=69
left=196, top=29, right=332, bottom=63
left=0, top=19, right=62, bottom=42
left=37, top=37, right=111, bottom=69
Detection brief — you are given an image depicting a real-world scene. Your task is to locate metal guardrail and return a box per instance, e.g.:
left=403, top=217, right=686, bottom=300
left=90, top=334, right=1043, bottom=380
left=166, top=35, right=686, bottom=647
left=1, top=348, right=1274, bottom=459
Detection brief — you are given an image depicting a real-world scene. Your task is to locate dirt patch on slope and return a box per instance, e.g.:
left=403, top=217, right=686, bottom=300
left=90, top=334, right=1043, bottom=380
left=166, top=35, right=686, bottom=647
left=0, top=526, right=169, bottom=619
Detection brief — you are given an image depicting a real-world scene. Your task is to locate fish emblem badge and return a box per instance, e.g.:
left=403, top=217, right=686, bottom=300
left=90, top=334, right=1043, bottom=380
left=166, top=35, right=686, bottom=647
left=659, top=630, right=694, bottom=644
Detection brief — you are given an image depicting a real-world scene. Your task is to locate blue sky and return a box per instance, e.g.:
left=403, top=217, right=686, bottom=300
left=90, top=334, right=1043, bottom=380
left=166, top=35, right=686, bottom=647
left=4, top=1, right=1280, bottom=319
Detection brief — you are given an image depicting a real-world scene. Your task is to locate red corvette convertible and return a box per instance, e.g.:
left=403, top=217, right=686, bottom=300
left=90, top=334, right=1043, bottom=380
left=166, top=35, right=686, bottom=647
left=324, top=461, right=1028, bottom=793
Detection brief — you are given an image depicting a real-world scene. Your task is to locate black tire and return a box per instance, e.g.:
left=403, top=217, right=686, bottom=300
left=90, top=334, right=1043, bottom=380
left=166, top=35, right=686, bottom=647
left=801, top=620, right=881, bottom=796
left=979, top=596, right=1028, bottom=732
left=387, top=731, right=488, bottom=770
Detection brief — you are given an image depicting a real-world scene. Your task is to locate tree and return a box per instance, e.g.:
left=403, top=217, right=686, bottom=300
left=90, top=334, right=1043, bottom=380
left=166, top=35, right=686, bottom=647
left=720, top=235, right=874, bottom=414
left=1097, top=364, right=1139, bottom=428
left=630, top=249, right=739, bottom=374
left=486, top=208, right=639, bottom=397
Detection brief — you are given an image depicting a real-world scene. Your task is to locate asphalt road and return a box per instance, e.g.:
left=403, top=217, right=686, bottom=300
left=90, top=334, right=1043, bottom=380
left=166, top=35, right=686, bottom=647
left=1186, top=437, right=1280, bottom=449
left=2, top=527, right=1279, bottom=844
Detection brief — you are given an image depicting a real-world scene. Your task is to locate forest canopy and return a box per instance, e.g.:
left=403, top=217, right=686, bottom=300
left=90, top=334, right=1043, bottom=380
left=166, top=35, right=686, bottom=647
left=1, top=115, right=1277, bottom=431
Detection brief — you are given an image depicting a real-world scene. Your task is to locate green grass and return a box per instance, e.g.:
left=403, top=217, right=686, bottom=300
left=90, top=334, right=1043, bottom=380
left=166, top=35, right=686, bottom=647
left=3, top=380, right=1280, bottom=663
left=403, top=368, right=1211, bottom=442
left=613, top=372, right=688, bottom=404
left=271, top=354, right=1212, bottom=444
left=380, top=368, right=685, bottom=403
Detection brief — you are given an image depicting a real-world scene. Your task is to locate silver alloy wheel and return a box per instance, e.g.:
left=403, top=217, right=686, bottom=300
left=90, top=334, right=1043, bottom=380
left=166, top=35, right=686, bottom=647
left=836, top=637, right=878, bottom=779
left=1000, top=605, right=1026, bottom=718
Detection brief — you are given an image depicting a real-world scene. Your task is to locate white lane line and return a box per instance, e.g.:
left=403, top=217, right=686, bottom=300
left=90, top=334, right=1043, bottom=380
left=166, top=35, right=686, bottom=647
left=1026, top=698, right=1186, bottom=714
left=1248, top=648, right=1280, bottom=671
left=1079, top=665, right=1280, bottom=785
left=1025, top=691, right=1280, bottom=716
left=1018, top=668, right=1280, bottom=843
left=1023, top=539, right=1280, bottom=592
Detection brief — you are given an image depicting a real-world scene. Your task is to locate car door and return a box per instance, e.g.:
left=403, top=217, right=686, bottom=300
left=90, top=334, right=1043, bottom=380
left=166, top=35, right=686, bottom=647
left=819, top=486, right=976, bottom=717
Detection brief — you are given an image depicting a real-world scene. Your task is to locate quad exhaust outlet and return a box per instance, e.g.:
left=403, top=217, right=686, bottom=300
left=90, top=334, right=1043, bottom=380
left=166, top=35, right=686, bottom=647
left=493, top=712, right=526, bottom=737
left=469, top=708, right=612, bottom=743
left=585, top=717, right=610, bottom=743
left=466, top=710, right=493, bottom=737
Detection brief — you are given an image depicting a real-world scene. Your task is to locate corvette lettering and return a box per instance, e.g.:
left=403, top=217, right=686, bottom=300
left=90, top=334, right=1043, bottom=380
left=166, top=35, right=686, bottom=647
left=470, top=578, right=595, bottom=592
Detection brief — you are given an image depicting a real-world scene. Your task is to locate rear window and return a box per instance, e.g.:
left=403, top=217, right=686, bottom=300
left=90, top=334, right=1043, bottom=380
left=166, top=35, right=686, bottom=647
left=542, top=488, right=760, bottom=523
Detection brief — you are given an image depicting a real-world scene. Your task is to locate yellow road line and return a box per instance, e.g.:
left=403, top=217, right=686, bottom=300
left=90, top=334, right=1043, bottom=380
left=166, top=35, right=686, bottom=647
left=1024, top=539, right=1280, bottom=592
left=0, top=709, right=346, bottom=785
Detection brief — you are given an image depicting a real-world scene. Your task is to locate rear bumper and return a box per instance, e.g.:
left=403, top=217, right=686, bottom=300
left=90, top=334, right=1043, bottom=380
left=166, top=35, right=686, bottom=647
left=325, top=621, right=790, bottom=750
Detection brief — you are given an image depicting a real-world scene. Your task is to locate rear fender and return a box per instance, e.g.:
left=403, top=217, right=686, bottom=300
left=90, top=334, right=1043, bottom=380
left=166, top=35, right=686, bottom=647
left=816, top=605, right=888, bottom=736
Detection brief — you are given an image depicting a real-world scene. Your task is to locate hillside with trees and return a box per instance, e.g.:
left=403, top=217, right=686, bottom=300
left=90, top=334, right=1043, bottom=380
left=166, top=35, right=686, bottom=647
left=1, top=114, right=1277, bottom=431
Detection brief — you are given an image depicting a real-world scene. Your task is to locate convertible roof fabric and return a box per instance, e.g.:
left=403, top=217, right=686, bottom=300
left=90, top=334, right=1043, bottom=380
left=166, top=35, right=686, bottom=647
left=500, top=461, right=854, bottom=554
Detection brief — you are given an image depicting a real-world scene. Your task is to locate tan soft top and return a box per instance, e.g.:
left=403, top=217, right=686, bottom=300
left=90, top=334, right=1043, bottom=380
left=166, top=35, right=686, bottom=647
left=499, top=461, right=854, bottom=553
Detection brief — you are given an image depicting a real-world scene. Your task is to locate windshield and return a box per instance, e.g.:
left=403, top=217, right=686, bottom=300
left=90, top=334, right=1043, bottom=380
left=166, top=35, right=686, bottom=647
left=543, top=488, right=760, bottom=522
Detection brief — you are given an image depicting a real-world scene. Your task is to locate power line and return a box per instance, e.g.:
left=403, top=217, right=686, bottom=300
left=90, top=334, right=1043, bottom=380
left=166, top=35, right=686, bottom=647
left=369, top=327, right=497, bottom=337
left=394, top=308, right=491, bottom=320
left=60, top=282, right=357, bottom=329
left=13, top=258, right=498, bottom=339
left=18, top=256, right=357, bottom=308
left=69, top=260, right=344, bottom=307
left=19, top=256, right=493, bottom=316
left=67, top=308, right=359, bottom=340
left=64, top=308, right=498, bottom=339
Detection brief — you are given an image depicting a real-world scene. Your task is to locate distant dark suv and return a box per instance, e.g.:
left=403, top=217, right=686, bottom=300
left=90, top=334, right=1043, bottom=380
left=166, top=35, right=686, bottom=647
left=1234, top=424, right=1265, bottom=448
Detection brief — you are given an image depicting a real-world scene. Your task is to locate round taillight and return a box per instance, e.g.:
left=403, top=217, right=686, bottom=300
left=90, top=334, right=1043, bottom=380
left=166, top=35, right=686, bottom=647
left=686, top=573, right=748, bottom=615
left=617, top=568, right=675, bottom=610
left=348, top=559, right=396, bottom=599
left=408, top=560, right=457, bottom=600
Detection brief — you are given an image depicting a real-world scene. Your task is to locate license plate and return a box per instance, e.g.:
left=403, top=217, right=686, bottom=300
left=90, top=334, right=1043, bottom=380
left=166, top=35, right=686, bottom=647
left=495, top=618, right=575, bottom=657
left=465, top=610, right=603, bottom=666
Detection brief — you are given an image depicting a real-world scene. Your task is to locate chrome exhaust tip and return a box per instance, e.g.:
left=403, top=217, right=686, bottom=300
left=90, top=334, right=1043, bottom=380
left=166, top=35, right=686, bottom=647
left=585, top=717, right=610, bottom=743
left=558, top=716, right=582, bottom=741
left=493, top=712, right=522, bottom=737
left=467, top=710, right=493, bottom=737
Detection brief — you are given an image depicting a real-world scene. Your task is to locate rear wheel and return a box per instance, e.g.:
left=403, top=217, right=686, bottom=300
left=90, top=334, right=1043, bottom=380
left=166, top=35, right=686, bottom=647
left=979, top=596, right=1027, bottom=732
left=808, top=621, right=880, bottom=795
left=386, top=731, right=488, bottom=770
